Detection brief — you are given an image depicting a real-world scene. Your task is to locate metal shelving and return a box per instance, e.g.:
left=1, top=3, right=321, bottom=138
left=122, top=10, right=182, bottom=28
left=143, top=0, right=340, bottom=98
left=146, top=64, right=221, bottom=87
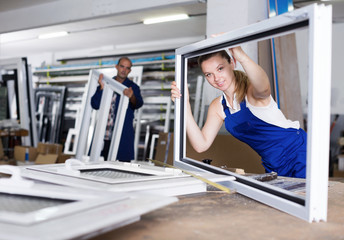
left=33, top=53, right=177, bottom=160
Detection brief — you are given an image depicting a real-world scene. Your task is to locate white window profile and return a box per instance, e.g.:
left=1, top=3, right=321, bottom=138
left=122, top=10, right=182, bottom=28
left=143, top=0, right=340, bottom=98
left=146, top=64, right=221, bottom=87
left=75, top=69, right=129, bottom=161
left=22, top=159, right=234, bottom=197
left=0, top=165, right=177, bottom=240
left=65, top=66, right=143, bottom=156
left=173, top=4, right=332, bottom=222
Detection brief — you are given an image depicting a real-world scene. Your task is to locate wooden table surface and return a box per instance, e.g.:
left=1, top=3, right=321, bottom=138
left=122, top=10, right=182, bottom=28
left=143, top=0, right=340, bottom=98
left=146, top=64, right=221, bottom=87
left=91, top=179, right=344, bottom=240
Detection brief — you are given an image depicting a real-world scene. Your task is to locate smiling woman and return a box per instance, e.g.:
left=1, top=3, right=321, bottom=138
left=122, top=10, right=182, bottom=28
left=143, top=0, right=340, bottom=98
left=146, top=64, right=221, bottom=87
left=171, top=46, right=307, bottom=178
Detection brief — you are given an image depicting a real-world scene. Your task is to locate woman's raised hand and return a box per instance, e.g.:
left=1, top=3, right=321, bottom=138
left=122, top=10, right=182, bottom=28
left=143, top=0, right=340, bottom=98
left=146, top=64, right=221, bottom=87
left=171, top=81, right=181, bottom=102
left=229, top=46, right=248, bottom=64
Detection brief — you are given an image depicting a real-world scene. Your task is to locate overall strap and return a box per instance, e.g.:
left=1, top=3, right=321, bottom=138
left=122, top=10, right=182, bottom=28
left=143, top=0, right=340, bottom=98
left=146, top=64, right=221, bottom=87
left=221, top=95, right=229, bottom=113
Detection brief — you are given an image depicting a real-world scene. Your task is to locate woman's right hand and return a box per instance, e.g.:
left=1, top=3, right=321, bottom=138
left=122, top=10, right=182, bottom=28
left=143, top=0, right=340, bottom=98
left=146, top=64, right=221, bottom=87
left=171, top=81, right=182, bottom=102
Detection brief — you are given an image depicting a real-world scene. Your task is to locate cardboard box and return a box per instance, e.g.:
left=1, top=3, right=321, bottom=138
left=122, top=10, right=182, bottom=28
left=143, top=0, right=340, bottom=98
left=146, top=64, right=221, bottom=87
left=32, top=143, right=64, bottom=164
left=333, top=162, right=344, bottom=178
left=333, top=169, right=344, bottom=178
left=14, top=146, right=38, bottom=162
left=57, top=153, right=74, bottom=163
left=0, top=159, right=16, bottom=166
left=0, top=138, right=4, bottom=158
left=155, top=132, right=265, bottom=174
left=13, top=142, right=64, bottom=164
left=35, top=154, right=59, bottom=164
left=37, top=142, right=63, bottom=155
left=155, top=132, right=174, bottom=165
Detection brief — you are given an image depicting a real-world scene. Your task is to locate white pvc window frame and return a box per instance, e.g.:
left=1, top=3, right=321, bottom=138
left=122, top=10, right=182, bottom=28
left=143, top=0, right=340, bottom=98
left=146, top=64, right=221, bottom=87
left=34, top=86, right=66, bottom=143
left=0, top=58, right=38, bottom=146
left=174, top=4, right=332, bottom=222
left=27, top=159, right=186, bottom=184
left=75, top=70, right=129, bottom=161
left=0, top=165, right=127, bottom=225
left=0, top=165, right=178, bottom=240
left=64, top=66, right=143, bottom=155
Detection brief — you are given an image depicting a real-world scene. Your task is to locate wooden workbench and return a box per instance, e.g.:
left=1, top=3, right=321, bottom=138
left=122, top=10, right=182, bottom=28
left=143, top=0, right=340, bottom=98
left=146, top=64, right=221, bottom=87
left=92, top=179, right=344, bottom=240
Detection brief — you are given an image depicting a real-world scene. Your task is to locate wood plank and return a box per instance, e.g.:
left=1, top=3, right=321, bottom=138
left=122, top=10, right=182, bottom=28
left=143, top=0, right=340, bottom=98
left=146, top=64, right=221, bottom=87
left=274, top=34, right=305, bottom=129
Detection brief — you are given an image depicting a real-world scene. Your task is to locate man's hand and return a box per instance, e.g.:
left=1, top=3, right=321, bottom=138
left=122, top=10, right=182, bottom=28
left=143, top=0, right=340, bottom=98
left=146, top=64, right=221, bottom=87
left=98, top=73, right=105, bottom=90
left=123, top=87, right=137, bottom=106
left=123, top=87, right=134, bottom=99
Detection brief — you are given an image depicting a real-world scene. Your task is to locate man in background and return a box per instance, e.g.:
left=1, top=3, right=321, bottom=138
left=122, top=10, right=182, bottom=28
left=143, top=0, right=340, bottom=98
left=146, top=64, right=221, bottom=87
left=91, top=57, right=143, bottom=161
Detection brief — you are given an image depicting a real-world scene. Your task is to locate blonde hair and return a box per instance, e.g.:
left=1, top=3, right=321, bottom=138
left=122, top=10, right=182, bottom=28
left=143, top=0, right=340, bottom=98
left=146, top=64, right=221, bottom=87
left=198, top=51, right=249, bottom=103
left=233, top=70, right=249, bottom=103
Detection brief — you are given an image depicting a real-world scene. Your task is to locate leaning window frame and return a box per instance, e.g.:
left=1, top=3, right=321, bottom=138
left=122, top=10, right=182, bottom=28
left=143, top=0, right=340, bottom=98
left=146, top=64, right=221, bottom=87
left=174, top=4, right=332, bottom=222
left=75, top=70, right=129, bottom=161
left=0, top=58, right=38, bottom=146
left=64, top=66, right=143, bottom=156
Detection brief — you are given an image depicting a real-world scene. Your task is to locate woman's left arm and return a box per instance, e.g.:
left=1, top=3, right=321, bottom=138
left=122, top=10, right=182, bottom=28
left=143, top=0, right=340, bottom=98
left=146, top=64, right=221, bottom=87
left=230, top=47, right=270, bottom=100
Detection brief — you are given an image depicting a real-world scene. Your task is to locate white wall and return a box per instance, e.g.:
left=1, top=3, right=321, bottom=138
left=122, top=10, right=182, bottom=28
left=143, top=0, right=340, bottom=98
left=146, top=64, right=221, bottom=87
left=296, top=22, right=344, bottom=115
left=295, top=22, right=344, bottom=158
left=330, top=22, right=344, bottom=115
left=203, top=0, right=268, bottom=106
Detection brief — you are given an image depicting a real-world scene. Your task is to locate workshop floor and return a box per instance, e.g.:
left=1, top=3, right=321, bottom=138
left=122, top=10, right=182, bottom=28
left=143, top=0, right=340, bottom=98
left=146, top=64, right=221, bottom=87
left=92, top=179, right=344, bottom=240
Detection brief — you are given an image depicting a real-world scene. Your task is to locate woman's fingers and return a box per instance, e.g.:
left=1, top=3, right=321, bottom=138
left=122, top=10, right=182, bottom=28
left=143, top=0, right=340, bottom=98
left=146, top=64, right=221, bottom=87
left=171, top=89, right=181, bottom=102
left=229, top=46, right=246, bottom=63
left=171, top=81, right=181, bottom=102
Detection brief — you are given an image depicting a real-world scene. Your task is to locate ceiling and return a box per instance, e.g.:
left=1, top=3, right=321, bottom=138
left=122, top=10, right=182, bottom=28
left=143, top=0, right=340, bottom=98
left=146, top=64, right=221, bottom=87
left=0, top=0, right=343, bottom=64
left=0, top=0, right=207, bottom=62
left=0, top=0, right=57, bottom=11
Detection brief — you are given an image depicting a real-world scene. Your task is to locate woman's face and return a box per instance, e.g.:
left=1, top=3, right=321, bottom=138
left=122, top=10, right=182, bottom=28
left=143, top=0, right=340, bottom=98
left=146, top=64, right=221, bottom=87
left=201, top=54, right=235, bottom=91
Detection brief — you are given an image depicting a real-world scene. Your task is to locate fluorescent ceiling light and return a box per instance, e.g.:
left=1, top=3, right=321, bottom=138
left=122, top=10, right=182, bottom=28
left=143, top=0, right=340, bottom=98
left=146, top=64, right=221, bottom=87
left=38, top=31, right=69, bottom=39
left=143, top=14, right=189, bottom=25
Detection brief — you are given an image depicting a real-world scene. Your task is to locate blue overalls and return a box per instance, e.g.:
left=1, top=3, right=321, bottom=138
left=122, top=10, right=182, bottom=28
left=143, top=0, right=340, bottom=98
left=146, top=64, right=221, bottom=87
left=222, top=97, right=307, bottom=178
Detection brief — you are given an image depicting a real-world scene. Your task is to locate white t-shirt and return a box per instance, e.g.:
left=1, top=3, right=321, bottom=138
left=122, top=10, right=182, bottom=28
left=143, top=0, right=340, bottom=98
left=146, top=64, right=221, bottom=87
left=221, top=93, right=300, bottom=129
